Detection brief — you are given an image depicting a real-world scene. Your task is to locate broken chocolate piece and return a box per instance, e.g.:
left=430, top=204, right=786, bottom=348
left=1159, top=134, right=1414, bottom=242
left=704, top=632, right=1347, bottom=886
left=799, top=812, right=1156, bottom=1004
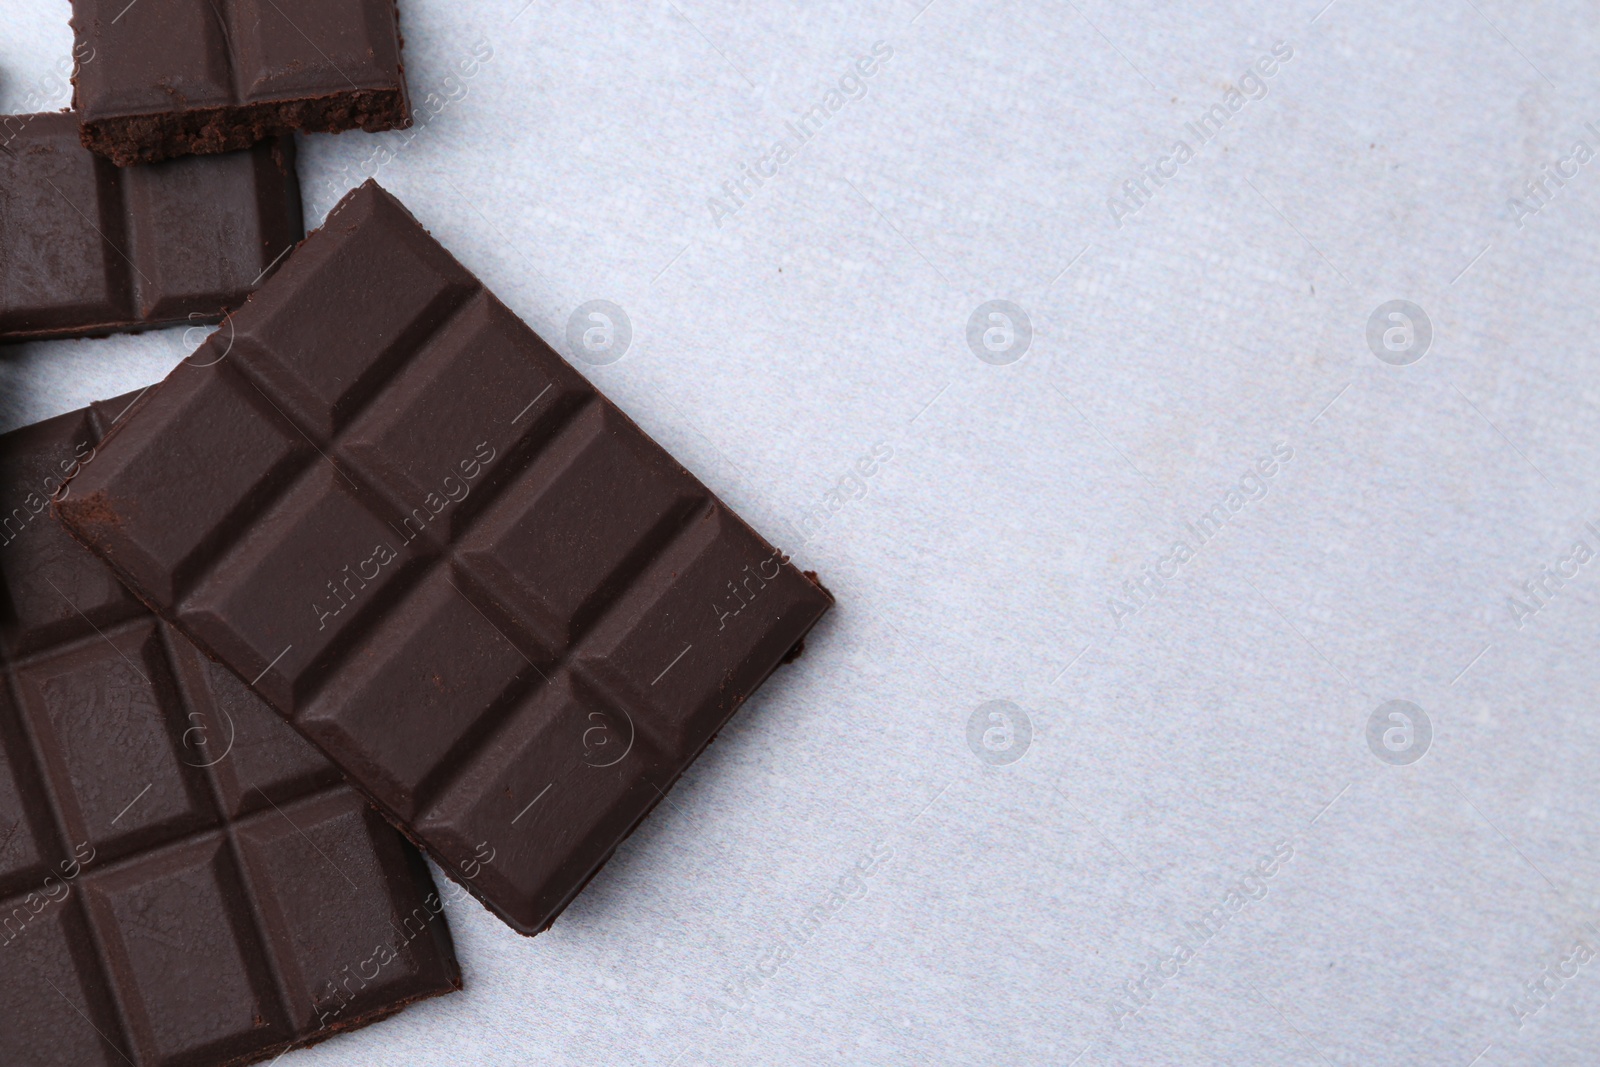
left=71, top=0, right=411, bottom=165
left=59, top=181, right=834, bottom=936
left=0, top=111, right=301, bottom=344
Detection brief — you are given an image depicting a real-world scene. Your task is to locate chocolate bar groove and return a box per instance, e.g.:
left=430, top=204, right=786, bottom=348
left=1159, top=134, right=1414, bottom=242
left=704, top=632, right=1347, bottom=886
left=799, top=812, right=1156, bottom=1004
left=145, top=298, right=714, bottom=720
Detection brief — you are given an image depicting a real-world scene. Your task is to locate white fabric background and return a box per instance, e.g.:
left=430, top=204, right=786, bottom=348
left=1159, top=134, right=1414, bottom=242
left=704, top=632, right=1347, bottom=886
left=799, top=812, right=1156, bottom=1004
left=4, top=1, right=1599, bottom=1064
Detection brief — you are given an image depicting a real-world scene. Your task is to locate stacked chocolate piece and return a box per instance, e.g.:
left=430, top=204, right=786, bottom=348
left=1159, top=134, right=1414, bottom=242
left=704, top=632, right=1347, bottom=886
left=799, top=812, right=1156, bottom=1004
left=2, top=3, right=832, bottom=1064
left=0, top=395, right=462, bottom=1066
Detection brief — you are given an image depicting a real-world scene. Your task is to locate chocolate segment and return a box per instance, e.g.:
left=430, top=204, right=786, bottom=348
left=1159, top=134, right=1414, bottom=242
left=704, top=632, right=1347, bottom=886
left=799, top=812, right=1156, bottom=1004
left=71, top=0, right=411, bottom=165
left=1, top=398, right=460, bottom=1067
left=60, top=181, right=835, bottom=936
left=0, top=112, right=301, bottom=344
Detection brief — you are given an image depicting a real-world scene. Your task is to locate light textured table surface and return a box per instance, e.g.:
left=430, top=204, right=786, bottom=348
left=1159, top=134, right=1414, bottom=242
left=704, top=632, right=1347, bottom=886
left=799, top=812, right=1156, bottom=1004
left=4, top=2, right=1600, bottom=1064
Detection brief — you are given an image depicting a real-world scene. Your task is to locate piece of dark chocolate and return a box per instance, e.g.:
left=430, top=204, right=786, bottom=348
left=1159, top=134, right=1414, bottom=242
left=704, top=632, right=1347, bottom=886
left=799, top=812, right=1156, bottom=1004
left=0, top=111, right=301, bottom=344
left=71, top=0, right=411, bottom=166
left=59, top=181, right=834, bottom=936
left=1, top=396, right=460, bottom=1066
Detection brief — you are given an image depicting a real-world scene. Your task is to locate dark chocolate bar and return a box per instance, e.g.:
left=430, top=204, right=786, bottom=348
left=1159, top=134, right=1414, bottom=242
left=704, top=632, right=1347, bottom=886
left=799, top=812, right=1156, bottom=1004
left=1, top=397, right=460, bottom=1066
left=60, top=181, right=834, bottom=936
left=71, top=0, right=411, bottom=166
left=0, top=111, right=301, bottom=344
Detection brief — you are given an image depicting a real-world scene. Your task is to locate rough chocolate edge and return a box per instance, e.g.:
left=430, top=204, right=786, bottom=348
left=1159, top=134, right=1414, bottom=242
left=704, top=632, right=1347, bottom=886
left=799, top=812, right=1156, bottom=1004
left=80, top=89, right=410, bottom=166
